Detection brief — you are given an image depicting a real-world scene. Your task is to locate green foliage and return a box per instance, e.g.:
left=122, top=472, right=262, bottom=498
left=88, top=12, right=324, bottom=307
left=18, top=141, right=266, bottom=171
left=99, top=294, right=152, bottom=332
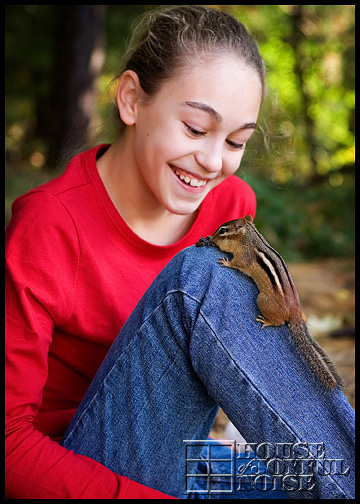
left=241, top=172, right=355, bottom=261
left=5, top=5, right=355, bottom=260
left=231, top=5, right=355, bottom=184
left=229, top=5, right=355, bottom=261
left=5, top=6, right=57, bottom=160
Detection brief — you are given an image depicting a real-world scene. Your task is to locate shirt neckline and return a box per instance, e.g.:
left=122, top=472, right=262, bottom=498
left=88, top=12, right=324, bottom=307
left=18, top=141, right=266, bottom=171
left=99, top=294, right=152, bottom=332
left=85, top=144, right=211, bottom=255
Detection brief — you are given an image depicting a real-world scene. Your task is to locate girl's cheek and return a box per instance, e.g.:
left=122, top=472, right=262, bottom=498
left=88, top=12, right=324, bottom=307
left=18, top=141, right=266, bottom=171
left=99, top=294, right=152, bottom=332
left=223, top=152, right=245, bottom=176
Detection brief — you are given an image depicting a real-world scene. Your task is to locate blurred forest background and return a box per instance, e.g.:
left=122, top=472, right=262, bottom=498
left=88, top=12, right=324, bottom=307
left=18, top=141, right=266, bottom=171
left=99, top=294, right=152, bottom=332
left=5, top=5, right=355, bottom=261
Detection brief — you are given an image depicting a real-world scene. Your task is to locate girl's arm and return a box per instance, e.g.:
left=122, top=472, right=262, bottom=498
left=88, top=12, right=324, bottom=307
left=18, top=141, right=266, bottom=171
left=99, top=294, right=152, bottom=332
left=5, top=191, right=174, bottom=499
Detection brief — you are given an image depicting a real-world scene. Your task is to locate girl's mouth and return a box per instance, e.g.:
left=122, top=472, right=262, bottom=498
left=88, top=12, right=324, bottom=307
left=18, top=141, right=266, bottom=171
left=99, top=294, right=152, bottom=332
left=170, top=165, right=207, bottom=188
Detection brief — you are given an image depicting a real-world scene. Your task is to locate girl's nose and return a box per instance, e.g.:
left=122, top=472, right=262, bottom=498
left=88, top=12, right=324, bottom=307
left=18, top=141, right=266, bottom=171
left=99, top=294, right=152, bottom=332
left=195, top=140, right=223, bottom=174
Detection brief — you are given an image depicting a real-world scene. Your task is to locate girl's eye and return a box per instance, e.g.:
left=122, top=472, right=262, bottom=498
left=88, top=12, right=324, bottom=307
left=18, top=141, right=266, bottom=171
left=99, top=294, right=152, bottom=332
left=184, top=122, right=245, bottom=150
left=184, top=123, right=206, bottom=137
left=226, top=139, right=245, bottom=150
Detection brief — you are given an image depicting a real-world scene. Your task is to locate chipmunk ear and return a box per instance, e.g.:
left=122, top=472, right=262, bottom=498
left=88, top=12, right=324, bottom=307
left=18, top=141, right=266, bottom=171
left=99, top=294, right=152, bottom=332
left=244, top=214, right=253, bottom=223
left=236, top=218, right=247, bottom=230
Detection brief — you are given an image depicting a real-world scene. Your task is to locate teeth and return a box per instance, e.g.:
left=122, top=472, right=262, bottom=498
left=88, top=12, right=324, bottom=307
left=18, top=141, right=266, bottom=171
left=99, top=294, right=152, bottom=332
left=175, top=170, right=206, bottom=187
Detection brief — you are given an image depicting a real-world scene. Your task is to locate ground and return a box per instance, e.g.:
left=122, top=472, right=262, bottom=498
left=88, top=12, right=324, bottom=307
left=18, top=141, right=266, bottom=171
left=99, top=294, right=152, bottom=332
left=210, top=258, right=355, bottom=439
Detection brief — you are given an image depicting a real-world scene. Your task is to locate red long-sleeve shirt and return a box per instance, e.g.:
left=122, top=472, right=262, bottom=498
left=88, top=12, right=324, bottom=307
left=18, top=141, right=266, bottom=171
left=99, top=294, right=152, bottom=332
left=5, top=144, right=256, bottom=499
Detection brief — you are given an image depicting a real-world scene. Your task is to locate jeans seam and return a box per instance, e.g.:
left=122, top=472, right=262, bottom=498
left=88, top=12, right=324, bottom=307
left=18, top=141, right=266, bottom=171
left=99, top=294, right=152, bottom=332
left=194, top=305, right=348, bottom=498
left=197, top=306, right=301, bottom=435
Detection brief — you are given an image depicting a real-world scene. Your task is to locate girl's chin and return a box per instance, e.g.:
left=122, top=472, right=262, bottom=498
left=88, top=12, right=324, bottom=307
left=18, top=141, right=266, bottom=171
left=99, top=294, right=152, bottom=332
left=159, top=190, right=203, bottom=216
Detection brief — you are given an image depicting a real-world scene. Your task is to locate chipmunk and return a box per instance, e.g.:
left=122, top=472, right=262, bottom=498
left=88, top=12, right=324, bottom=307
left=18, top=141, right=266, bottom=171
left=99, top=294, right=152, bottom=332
left=196, top=215, right=345, bottom=390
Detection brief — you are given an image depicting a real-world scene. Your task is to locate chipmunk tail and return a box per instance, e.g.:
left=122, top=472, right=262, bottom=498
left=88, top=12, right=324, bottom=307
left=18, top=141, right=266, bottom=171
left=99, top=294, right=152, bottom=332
left=289, top=321, right=346, bottom=390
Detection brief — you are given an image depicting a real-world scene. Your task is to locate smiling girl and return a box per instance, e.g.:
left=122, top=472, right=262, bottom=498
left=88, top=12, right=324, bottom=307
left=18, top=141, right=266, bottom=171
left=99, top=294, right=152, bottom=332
left=97, top=51, right=261, bottom=245
left=5, top=6, right=354, bottom=500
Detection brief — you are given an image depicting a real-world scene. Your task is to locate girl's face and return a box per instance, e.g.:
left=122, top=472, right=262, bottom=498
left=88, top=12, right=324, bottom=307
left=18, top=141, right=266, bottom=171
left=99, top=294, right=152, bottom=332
left=130, top=54, right=263, bottom=216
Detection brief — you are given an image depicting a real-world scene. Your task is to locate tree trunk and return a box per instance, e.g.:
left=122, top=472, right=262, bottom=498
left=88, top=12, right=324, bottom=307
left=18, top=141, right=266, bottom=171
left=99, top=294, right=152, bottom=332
left=45, top=5, right=106, bottom=167
left=288, top=5, right=317, bottom=176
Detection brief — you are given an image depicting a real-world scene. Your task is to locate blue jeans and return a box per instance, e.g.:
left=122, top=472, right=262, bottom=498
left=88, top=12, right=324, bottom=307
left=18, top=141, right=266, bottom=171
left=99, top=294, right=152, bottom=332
left=61, top=246, right=355, bottom=499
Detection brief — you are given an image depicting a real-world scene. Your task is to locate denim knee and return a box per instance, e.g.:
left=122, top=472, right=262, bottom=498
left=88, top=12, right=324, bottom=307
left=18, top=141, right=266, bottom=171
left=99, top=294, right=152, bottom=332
left=164, top=244, right=259, bottom=312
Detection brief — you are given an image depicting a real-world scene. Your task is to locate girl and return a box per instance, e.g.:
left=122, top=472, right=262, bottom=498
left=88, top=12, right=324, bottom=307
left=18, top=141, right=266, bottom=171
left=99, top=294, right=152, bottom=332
left=5, top=6, right=354, bottom=499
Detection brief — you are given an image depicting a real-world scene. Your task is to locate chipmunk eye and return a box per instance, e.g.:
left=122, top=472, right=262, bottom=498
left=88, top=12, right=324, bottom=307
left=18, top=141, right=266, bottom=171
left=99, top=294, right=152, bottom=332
left=219, top=228, right=227, bottom=235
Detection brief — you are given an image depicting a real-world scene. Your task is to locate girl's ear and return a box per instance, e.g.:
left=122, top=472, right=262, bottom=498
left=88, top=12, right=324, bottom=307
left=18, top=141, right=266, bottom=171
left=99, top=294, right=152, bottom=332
left=116, top=70, right=142, bottom=126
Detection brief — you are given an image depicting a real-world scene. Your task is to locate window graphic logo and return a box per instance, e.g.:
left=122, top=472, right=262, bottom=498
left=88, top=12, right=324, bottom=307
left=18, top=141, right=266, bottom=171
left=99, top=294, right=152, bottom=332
left=184, top=440, right=236, bottom=494
left=183, top=440, right=351, bottom=496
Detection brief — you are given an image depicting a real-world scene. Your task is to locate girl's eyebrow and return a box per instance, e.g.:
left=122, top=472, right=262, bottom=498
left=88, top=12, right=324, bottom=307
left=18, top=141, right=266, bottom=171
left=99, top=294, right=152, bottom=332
left=180, top=100, right=257, bottom=130
left=181, top=101, right=222, bottom=123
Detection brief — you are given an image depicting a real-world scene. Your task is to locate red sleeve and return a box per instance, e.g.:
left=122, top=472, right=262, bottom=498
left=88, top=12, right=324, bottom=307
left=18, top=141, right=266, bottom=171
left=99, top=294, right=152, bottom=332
left=5, top=191, right=176, bottom=499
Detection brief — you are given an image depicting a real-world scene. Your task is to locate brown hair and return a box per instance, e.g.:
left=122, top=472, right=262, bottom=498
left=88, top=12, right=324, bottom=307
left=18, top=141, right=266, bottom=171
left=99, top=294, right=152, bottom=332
left=110, top=5, right=265, bottom=123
